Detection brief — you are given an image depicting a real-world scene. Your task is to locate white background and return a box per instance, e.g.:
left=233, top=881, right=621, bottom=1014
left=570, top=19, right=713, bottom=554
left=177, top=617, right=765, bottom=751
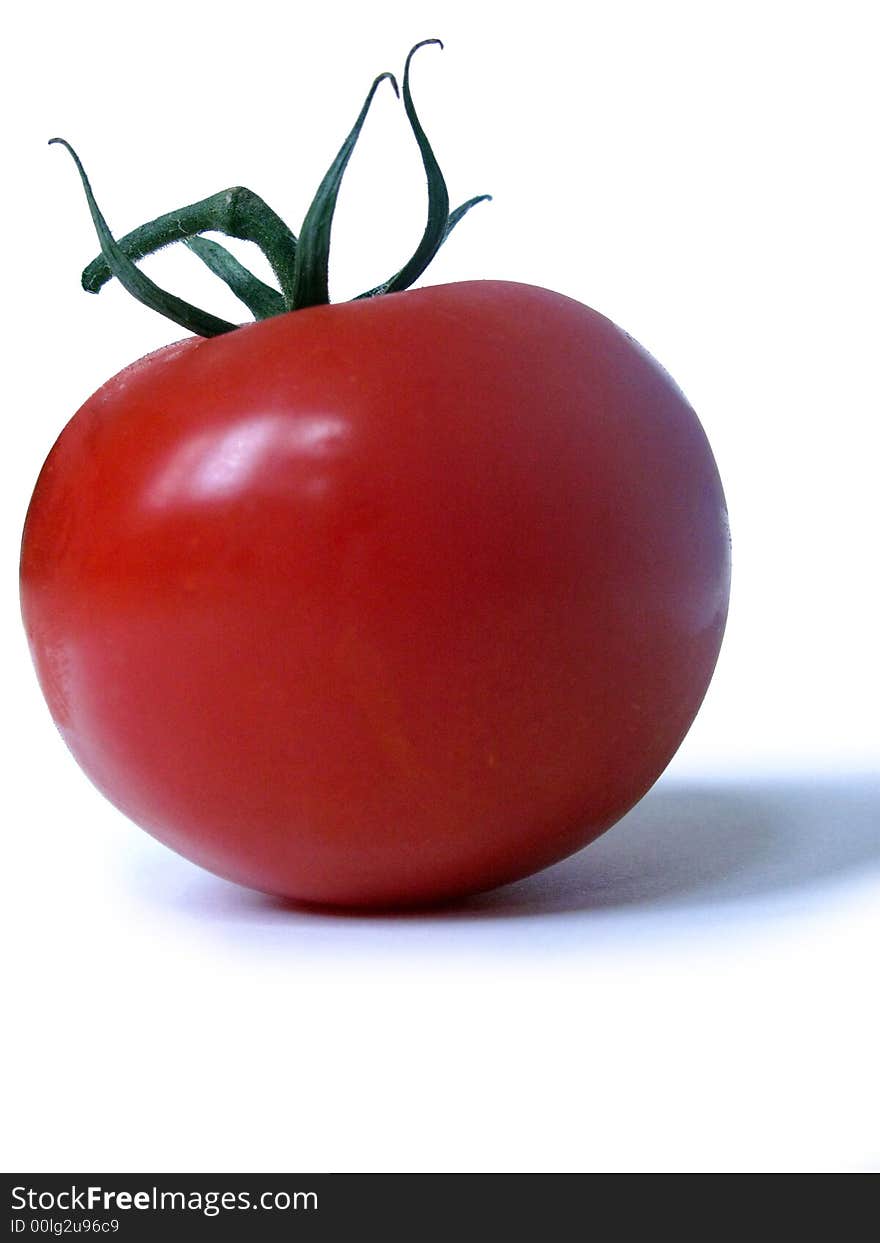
left=2, top=0, right=878, bottom=1173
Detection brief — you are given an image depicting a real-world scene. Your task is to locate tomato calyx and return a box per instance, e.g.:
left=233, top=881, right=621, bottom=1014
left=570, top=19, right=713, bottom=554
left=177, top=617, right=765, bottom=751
left=50, top=39, right=491, bottom=339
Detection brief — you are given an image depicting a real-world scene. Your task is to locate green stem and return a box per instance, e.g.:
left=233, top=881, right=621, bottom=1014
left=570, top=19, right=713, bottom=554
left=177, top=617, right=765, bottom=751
left=55, top=40, right=492, bottom=336
left=81, top=186, right=299, bottom=307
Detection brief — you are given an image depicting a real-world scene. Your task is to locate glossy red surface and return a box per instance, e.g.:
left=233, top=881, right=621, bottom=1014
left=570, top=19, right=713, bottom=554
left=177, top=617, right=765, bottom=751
left=21, top=281, right=730, bottom=906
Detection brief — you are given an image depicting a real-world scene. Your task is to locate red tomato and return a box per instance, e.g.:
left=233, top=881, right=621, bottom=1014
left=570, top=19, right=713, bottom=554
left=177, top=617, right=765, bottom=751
left=20, top=280, right=730, bottom=906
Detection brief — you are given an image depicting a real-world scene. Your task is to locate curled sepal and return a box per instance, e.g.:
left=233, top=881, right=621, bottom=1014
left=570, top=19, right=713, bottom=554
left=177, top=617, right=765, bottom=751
left=184, top=236, right=286, bottom=320
left=50, top=139, right=238, bottom=338
left=356, top=193, right=492, bottom=300
left=444, top=194, right=493, bottom=239
left=291, top=71, right=399, bottom=309
left=354, top=41, right=491, bottom=301
left=381, top=39, right=449, bottom=293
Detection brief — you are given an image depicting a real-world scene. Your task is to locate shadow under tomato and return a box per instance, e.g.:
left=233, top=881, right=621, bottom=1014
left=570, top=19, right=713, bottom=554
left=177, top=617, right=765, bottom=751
left=130, top=772, right=880, bottom=921
left=457, top=771, right=880, bottom=917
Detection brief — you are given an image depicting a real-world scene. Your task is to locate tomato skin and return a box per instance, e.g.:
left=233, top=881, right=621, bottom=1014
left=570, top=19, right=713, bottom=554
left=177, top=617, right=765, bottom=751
left=21, top=280, right=730, bottom=906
